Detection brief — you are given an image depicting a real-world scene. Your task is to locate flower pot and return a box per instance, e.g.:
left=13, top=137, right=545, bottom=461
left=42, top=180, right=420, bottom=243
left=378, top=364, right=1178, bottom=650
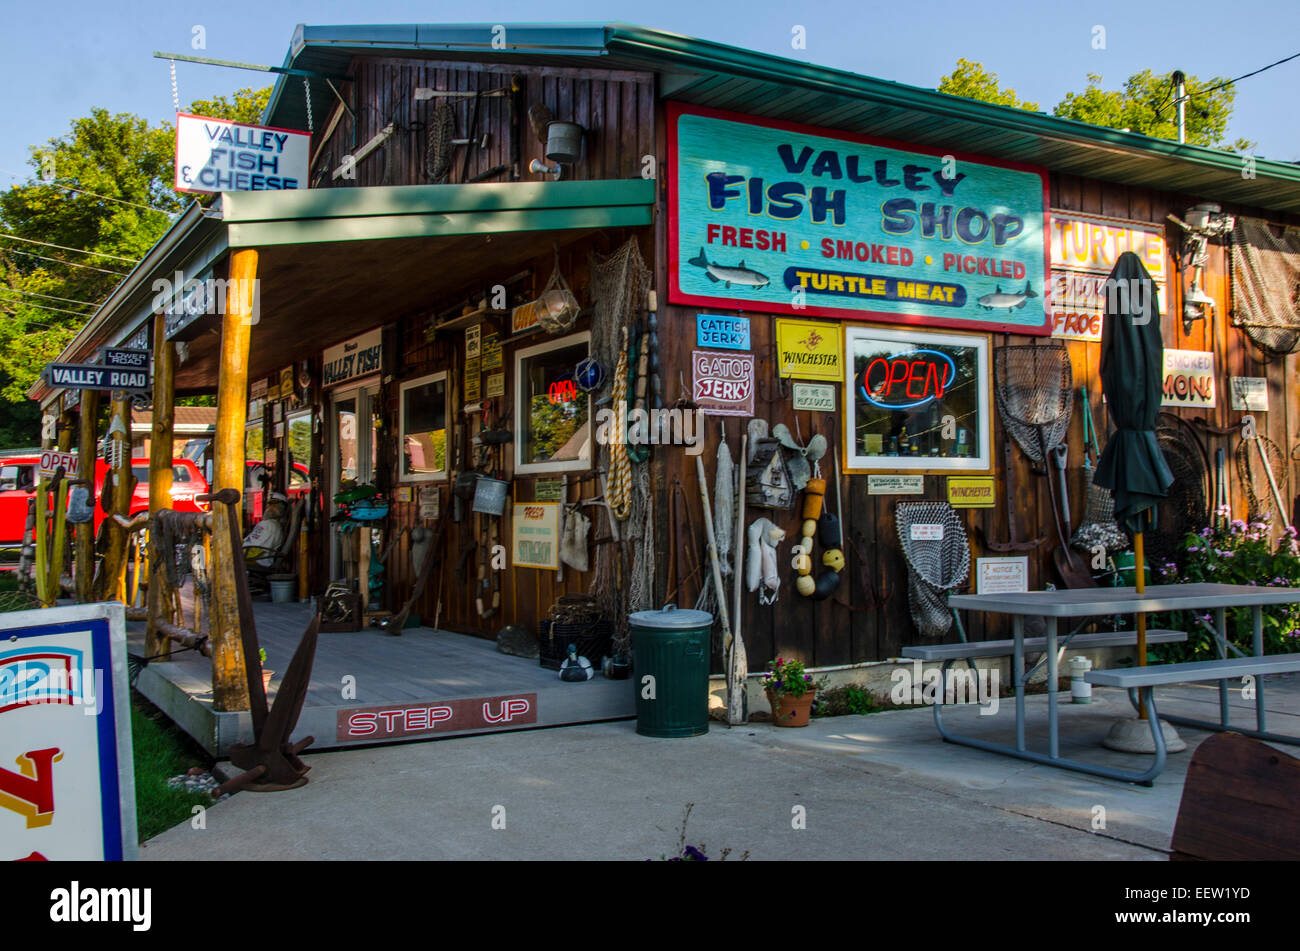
left=262, top=670, right=274, bottom=694
left=766, top=688, right=815, bottom=727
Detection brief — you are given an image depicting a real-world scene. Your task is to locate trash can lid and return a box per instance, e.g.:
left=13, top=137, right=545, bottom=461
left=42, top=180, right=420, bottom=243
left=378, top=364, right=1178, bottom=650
left=628, top=604, right=713, bottom=630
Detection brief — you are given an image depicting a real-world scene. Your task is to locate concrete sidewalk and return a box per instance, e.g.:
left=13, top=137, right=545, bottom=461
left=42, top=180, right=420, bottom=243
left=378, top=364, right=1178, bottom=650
left=139, top=674, right=1300, bottom=861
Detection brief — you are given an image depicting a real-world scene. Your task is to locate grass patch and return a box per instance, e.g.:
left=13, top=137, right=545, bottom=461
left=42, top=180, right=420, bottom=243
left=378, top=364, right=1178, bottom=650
left=131, top=692, right=215, bottom=842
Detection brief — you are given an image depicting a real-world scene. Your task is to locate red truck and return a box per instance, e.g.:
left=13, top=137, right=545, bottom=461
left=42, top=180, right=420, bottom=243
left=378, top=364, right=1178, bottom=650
left=0, top=454, right=210, bottom=552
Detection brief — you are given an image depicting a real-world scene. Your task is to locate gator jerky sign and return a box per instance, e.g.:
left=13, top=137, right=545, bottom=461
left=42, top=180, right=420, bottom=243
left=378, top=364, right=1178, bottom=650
left=668, top=103, right=1050, bottom=334
left=322, top=329, right=383, bottom=388
left=692, top=349, right=755, bottom=416
left=174, top=113, right=309, bottom=194
left=775, top=319, right=842, bottom=381
left=0, top=603, right=137, bottom=860
left=1163, top=349, right=1216, bottom=408
left=338, top=694, right=537, bottom=742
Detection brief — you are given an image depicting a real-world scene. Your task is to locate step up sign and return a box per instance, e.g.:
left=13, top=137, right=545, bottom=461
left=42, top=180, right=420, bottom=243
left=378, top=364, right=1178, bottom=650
left=44, top=363, right=149, bottom=392
left=0, top=603, right=137, bottom=860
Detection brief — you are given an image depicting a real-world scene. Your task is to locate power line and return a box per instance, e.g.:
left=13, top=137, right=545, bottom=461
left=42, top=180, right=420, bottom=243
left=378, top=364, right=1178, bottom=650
left=0, top=233, right=139, bottom=263
left=0, top=287, right=99, bottom=309
left=1202, top=51, right=1300, bottom=95
left=0, top=292, right=95, bottom=318
left=0, top=168, right=178, bottom=216
left=0, top=247, right=128, bottom=276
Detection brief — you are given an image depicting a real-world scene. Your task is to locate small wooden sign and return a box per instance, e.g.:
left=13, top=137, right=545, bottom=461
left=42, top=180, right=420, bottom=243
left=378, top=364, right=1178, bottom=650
left=791, top=382, right=836, bottom=412
left=868, top=474, right=924, bottom=495
left=485, top=372, right=505, bottom=398
left=419, top=486, right=442, bottom=519
left=482, top=332, right=502, bottom=370
left=947, top=476, right=996, bottom=508
left=466, top=324, right=482, bottom=360
left=535, top=478, right=564, bottom=502
left=396, top=486, right=412, bottom=503
left=977, top=557, right=1029, bottom=595
left=910, top=523, right=944, bottom=541
left=1230, top=377, right=1268, bottom=412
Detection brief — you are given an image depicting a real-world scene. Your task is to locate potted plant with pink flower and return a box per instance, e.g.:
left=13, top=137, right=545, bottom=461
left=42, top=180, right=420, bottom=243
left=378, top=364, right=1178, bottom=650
left=763, top=656, right=820, bottom=727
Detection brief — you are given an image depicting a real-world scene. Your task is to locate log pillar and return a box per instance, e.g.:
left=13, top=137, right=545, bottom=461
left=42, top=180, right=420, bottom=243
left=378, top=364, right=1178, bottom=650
left=94, top=393, right=133, bottom=601
left=146, top=315, right=177, bottom=661
left=75, top=391, right=99, bottom=603
left=210, top=249, right=258, bottom=712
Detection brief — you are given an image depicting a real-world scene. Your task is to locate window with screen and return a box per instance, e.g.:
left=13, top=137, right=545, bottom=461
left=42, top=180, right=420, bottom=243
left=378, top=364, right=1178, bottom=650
left=399, top=372, right=448, bottom=481
left=515, top=332, right=591, bottom=474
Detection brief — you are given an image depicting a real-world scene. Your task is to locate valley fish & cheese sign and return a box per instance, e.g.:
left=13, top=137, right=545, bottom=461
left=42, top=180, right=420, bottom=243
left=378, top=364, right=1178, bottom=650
left=175, top=113, right=309, bottom=194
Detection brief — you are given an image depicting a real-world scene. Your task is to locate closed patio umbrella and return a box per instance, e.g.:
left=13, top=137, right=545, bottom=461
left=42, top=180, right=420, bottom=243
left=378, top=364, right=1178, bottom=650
left=1093, top=252, right=1179, bottom=748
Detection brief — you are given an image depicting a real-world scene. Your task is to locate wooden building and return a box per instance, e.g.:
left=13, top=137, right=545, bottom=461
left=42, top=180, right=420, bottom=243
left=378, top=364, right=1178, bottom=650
left=30, top=24, right=1300, bottom=730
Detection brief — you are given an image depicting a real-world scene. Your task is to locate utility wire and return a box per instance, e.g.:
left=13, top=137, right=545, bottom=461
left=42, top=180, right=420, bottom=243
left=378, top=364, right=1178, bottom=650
left=0, top=292, right=96, bottom=318
left=1202, top=51, right=1300, bottom=95
left=0, top=233, right=138, bottom=263
left=0, top=168, right=177, bottom=216
left=0, top=287, right=99, bottom=309
left=0, top=247, right=128, bottom=276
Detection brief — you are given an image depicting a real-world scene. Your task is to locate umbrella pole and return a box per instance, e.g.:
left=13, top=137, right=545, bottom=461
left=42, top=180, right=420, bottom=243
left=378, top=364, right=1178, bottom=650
left=1134, top=529, right=1147, bottom=719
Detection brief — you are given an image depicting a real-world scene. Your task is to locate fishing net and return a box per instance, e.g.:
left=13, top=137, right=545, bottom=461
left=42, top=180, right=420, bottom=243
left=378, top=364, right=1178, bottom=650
left=994, top=343, right=1073, bottom=464
left=896, top=502, right=970, bottom=638
left=424, top=102, right=455, bottom=183
left=1147, top=417, right=1209, bottom=566
left=1235, top=434, right=1289, bottom=523
left=1070, top=462, right=1130, bottom=554
left=1230, top=217, right=1300, bottom=358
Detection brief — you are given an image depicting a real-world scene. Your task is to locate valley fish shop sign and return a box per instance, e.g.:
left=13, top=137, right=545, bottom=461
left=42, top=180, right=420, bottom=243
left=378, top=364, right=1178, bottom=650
left=322, top=329, right=384, bottom=388
left=175, top=113, right=310, bottom=194
left=668, top=103, right=1050, bottom=334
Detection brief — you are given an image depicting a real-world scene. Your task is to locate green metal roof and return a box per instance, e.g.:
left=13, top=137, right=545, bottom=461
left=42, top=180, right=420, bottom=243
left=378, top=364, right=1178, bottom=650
left=265, top=22, right=1300, bottom=215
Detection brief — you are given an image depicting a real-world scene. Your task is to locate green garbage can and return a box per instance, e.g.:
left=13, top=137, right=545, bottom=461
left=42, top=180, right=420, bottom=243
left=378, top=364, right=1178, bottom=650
left=629, top=605, right=712, bottom=737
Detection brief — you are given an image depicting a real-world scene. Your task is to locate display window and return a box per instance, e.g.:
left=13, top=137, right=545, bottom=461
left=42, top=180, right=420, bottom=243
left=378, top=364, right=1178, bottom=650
left=843, top=325, right=991, bottom=472
left=514, top=332, right=591, bottom=474
left=399, top=372, right=449, bottom=481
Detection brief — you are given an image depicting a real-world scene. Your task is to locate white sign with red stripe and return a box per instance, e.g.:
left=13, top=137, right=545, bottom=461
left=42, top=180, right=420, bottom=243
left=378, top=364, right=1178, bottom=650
left=38, top=451, right=79, bottom=481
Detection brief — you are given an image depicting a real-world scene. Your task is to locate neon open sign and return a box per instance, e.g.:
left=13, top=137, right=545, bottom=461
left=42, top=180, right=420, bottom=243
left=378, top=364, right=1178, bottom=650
left=548, top=379, right=577, bottom=405
left=859, top=349, right=956, bottom=409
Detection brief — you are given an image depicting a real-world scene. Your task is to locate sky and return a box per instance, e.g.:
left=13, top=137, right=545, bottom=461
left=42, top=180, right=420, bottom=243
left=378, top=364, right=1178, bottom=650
left=1, top=0, right=1298, bottom=189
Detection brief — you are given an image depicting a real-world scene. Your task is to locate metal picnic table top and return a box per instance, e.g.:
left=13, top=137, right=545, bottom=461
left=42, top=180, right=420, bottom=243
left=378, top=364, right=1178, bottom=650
left=948, top=583, right=1300, bottom=618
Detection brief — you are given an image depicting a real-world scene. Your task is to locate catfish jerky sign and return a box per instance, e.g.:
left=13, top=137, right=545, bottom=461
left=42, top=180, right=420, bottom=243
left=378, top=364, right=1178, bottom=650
left=692, top=349, right=755, bottom=417
left=174, top=113, right=309, bottom=194
left=668, top=103, right=1049, bottom=334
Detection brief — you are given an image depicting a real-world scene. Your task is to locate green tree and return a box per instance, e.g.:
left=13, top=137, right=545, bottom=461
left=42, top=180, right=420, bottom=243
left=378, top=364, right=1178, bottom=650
left=0, top=87, right=271, bottom=447
left=938, top=59, right=1040, bottom=111
left=1054, top=70, right=1246, bottom=149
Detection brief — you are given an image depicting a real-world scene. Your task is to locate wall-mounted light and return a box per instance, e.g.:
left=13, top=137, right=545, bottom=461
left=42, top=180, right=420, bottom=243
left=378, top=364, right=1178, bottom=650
left=530, top=120, right=585, bottom=180
left=1168, top=203, right=1236, bottom=334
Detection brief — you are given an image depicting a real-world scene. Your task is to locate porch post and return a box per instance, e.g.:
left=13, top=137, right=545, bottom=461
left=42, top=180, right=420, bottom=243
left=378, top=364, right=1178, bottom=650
left=209, top=249, right=257, bottom=712
left=94, top=392, right=133, bottom=601
left=146, top=314, right=176, bottom=661
left=75, top=390, right=99, bottom=603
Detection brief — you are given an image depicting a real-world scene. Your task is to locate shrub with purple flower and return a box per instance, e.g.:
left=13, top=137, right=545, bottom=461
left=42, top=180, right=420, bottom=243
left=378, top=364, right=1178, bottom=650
left=763, top=656, right=820, bottom=699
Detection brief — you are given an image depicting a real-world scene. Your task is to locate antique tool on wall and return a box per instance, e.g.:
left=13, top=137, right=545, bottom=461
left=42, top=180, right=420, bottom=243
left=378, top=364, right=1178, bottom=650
left=1070, top=385, right=1129, bottom=557
left=977, top=417, right=1047, bottom=554
left=1236, top=423, right=1291, bottom=530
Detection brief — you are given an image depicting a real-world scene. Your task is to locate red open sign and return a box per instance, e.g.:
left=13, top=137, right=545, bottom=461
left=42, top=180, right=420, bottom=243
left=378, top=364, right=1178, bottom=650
left=548, top=380, right=577, bottom=405
left=860, top=349, right=955, bottom=410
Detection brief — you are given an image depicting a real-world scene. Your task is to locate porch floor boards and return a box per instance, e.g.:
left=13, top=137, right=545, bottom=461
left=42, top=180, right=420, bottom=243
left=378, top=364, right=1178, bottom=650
left=127, top=592, right=635, bottom=756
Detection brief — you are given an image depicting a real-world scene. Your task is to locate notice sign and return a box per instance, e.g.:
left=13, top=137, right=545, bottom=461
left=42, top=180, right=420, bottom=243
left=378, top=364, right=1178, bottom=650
left=338, top=693, right=538, bottom=742
left=668, top=103, right=1050, bottom=334
left=791, top=382, right=836, bottom=412
left=38, top=450, right=79, bottom=481
left=976, top=557, right=1029, bottom=595
left=1230, top=377, right=1268, bottom=412
left=910, top=523, right=944, bottom=541
left=174, top=113, right=309, bottom=194
left=775, top=319, right=843, bottom=381
left=692, top=349, right=755, bottom=417
left=512, top=502, right=560, bottom=569
left=0, top=603, right=136, bottom=860
left=696, top=314, right=751, bottom=350
left=1162, top=349, right=1216, bottom=408
left=947, top=476, right=995, bottom=508
left=868, top=474, right=924, bottom=495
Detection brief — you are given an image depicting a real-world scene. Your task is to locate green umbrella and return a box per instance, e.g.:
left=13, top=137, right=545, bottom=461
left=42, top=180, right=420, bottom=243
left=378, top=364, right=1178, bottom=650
left=1093, top=251, right=1174, bottom=708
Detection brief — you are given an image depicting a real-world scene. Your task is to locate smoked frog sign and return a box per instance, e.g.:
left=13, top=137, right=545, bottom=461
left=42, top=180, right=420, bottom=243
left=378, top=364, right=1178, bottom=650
left=668, top=104, right=1050, bottom=334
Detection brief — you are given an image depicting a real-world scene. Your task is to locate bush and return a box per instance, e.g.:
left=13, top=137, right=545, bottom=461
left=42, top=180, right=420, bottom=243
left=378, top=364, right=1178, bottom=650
left=814, top=683, right=882, bottom=717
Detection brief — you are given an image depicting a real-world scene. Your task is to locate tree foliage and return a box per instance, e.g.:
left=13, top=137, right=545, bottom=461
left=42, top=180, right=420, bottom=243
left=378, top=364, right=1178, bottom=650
left=938, top=58, right=1040, bottom=111
left=0, top=87, right=271, bottom=447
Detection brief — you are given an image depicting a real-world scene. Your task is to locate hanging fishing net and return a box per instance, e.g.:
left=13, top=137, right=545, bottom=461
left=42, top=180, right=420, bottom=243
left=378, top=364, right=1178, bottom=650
left=1142, top=415, right=1209, bottom=566
left=1235, top=433, right=1289, bottom=523
left=425, top=102, right=456, bottom=183
left=896, top=502, right=970, bottom=638
left=1230, top=216, right=1300, bottom=358
left=1070, top=463, right=1130, bottom=554
left=993, top=344, right=1073, bottom=464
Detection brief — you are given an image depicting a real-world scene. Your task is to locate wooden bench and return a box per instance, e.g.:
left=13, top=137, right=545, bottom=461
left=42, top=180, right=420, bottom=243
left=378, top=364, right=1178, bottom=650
left=901, top=629, right=1186, bottom=661
left=1087, top=653, right=1300, bottom=749
left=1171, top=732, right=1300, bottom=860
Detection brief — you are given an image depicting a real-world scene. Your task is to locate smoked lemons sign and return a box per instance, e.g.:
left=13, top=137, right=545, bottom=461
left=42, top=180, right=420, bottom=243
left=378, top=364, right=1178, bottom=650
left=1162, top=349, right=1216, bottom=408
left=668, top=103, right=1049, bottom=334
left=0, top=603, right=136, bottom=861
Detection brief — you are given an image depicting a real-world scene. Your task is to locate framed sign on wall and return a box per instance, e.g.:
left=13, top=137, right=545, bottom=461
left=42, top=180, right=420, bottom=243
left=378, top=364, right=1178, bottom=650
left=843, top=325, right=991, bottom=473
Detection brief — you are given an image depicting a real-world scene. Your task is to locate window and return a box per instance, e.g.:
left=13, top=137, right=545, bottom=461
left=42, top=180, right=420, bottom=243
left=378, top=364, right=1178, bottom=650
left=515, top=332, right=591, bottom=474
left=844, top=325, right=991, bottom=472
left=399, top=372, right=448, bottom=481
left=245, top=423, right=264, bottom=462
left=287, top=411, right=312, bottom=487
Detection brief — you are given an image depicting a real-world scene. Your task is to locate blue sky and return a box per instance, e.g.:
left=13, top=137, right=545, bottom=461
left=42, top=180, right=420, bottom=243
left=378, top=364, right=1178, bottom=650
left=1, top=0, right=1297, bottom=189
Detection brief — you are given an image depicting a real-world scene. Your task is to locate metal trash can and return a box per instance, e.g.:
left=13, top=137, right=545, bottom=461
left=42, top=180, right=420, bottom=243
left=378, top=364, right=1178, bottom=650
left=629, top=604, right=712, bottom=737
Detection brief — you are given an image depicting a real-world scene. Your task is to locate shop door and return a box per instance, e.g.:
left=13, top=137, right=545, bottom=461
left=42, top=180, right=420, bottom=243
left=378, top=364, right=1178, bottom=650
left=329, top=382, right=379, bottom=577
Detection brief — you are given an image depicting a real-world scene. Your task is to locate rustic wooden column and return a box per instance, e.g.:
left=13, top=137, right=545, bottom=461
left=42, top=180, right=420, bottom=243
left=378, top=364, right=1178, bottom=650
left=146, top=315, right=177, bottom=661
left=94, top=393, right=133, bottom=601
left=210, top=249, right=257, bottom=712
left=75, top=391, right=99, bottom=603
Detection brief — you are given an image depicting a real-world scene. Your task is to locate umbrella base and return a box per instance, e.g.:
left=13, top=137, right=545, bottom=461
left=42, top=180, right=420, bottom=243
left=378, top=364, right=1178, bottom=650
left=1102, top=715, right=1187, bottom=754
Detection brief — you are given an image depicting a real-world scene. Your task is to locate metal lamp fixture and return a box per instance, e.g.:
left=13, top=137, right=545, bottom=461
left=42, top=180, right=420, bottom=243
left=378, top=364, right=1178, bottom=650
left=1168, top=203, right=1236, bottom=334
left=530, top=120, right=585, bottom=180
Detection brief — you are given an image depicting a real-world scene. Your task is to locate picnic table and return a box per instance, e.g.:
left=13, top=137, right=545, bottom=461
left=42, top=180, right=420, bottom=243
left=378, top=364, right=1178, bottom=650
left=906, top=583, right=1300, bottom=785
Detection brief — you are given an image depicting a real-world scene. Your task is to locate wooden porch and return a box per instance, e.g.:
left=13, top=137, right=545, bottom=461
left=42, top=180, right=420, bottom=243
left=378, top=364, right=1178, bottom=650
left=127, top=592, right=635, bottom=757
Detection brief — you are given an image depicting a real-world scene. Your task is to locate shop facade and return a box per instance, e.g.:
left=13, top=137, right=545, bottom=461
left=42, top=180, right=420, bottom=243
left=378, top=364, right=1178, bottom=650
left=29, top=24, right=1300, bottom=736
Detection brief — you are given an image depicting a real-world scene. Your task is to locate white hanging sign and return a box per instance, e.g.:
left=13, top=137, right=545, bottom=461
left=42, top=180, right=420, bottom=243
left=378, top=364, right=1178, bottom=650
left=175, top=113, right=310, bottom=194
left=910, top=524, right=944, bottom=541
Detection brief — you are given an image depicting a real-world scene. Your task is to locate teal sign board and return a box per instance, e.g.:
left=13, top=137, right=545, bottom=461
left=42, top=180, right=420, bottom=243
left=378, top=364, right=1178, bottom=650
left=667, top=103, right=1051, bottom=335
left=696, top=314, right=750, bottom=350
